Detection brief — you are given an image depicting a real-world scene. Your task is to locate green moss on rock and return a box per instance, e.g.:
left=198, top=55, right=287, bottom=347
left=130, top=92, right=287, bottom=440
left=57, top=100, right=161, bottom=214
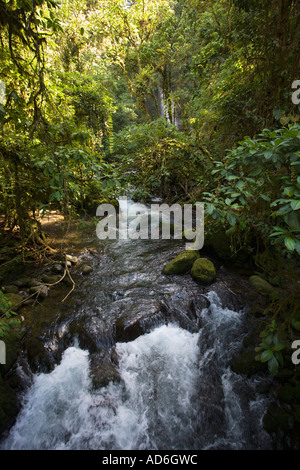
left=190, top=258, right=216, bottom=285
left=249, top=275, right=280, bottom=299
left=162, top=250, right=200, bottom=275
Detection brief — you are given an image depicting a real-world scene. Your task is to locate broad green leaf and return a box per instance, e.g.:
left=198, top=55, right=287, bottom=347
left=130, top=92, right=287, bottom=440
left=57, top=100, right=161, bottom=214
left=290, top=200, right=300, bottom=211
left=261, top=350, right=273, bottom=362
left=227, top=212, right=236, bottom=226
left=284, top=236, right=295, bottom=251
left=268, top=356, right=279, bottom=375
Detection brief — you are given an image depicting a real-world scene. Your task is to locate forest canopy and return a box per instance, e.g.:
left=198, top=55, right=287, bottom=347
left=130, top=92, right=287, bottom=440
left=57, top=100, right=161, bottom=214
left=0, top=0, right=299, bottom=260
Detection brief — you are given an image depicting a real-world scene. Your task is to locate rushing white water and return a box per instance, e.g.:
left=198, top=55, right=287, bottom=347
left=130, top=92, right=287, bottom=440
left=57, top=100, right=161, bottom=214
left=1, top=325, right=200, bottom=450
left=1, top=292, right=272, bottom=450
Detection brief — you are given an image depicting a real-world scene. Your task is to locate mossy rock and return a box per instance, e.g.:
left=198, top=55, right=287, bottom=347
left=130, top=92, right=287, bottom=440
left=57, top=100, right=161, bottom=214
left=41, top=274, right=61, bottom=284
left=162, top=250, right=200, bottom=275
left=249, top=275, right=280, bottom=299
left=0, top=375, right=19, bottom=435
left=190, top=258, right=216, bottom=285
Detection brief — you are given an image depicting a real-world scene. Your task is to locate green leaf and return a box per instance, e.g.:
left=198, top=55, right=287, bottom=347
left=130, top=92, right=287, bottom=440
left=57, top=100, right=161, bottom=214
left=274, top=351, right=284, bottom=366
left=268, top=356, right=279, bottom=375
left=292, top=320, right=300, bottom=331
left=284, top=237, right=295, bottom=251
left=227, top=212, right=236, bottom=226
left=261, top=350, right=273, bottom=362
left=290, top=200, right=300, bottom=211
left=284, top=187, right=295, bottom=197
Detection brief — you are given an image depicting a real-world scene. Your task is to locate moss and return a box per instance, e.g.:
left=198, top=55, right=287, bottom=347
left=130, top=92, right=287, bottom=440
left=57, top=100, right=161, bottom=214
left=190, top=258, right=216, bottom=285
left=162, top=250, right=200, bottom=275
left=249, top=275, right=280, bottom=299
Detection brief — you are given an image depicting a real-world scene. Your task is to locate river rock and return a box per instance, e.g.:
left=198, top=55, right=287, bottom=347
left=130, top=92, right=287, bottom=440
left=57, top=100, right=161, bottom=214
left=249, top=275, right=280, bottom=298
left=1, top=286, right=19, bottom=294
left=81, top=264, right=93, bottom=275
left=28, top=279, right=43, bottom=288
left=29, top=285, right=49, bottom=299
left=162, top=250, right=200, bottom=275
left=13, top=277, right=33, bottom=288
left=41, top=274, right=61, bottom=284
left=190, top=258, right=216, bottom=285
left=89, top=350, right=120, bottom=388
left=51, top=263, right=64, bottom=274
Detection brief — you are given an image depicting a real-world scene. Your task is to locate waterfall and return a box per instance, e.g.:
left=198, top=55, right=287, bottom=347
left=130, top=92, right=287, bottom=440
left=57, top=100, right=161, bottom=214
left=157, top=87, right=180, bottom=128
left=1, top=293, right=272, bottom=450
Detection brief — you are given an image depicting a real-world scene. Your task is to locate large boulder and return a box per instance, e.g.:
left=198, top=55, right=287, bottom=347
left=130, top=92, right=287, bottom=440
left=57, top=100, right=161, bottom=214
left=162, top=250, right=200, bottom=275
left=190, top=258, right=216, bottom=285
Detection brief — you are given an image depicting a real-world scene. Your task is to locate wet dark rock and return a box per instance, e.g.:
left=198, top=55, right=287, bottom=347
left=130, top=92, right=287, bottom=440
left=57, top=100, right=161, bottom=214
left=51, top=263, right=64, bottom=274
left=41, top=274, right=61, bottom=284
left=115, top=312, right=150, bottom=343
left=1, top=286, right=19, bottom=294
left=13, top=277, right=33, bottom=288
left=89, top=349, right=120, bottom=388
left=115, top=301, right=164, bottom=343
left=81, top=265, right=93, bottom=275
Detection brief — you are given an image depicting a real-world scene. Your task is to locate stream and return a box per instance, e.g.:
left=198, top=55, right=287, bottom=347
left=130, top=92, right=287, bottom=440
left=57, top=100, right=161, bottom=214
left=0, top=198, right=274, bottom=450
